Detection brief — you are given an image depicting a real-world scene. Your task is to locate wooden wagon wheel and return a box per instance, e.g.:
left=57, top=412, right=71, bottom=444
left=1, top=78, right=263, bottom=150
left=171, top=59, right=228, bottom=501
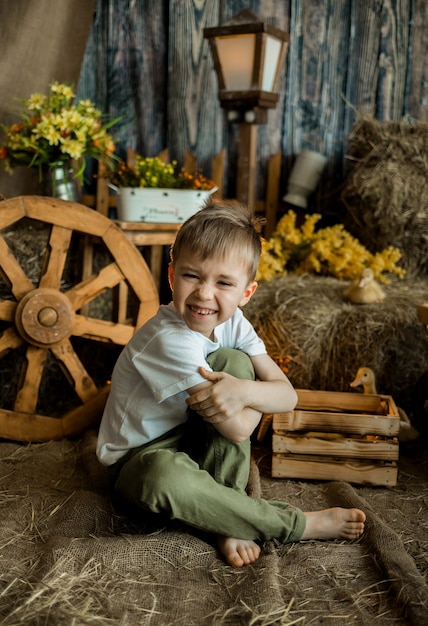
left=0, top=196, right=159, bottom=442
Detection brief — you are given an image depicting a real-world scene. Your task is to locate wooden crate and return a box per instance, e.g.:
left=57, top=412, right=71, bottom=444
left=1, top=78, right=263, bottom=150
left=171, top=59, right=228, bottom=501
left=271, top=389, right=400, bottom=487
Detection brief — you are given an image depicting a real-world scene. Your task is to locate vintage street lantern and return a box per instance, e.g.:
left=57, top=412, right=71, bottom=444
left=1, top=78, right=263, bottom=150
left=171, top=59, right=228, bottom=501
left=204, top=10, right=289, bottom=210
left=204, top=9, right=289, bottom=124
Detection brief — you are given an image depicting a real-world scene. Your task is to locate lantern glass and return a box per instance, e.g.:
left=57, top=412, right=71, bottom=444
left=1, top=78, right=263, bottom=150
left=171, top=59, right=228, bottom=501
left=262, top=35, right=283, bottom=92
left=215, top=34, right=256, bottom=91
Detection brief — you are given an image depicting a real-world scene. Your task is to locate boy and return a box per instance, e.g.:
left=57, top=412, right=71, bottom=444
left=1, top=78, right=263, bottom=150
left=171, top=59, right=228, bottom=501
left=96, top=200, right=365, bottom=568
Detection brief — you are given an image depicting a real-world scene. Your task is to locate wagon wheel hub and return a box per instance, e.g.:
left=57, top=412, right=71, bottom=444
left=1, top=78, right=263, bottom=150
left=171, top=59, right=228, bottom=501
left=15, top=288, right=74, bottom=347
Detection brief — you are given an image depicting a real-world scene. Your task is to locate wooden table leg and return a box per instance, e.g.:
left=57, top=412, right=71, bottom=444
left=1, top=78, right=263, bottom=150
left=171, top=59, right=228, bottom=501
left=150, top=245, right=165, bottom=292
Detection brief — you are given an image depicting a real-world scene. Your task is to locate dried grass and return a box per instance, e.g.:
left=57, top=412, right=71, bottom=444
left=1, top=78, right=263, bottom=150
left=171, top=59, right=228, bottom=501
left=203, top=599, right=300, bottom=625
left=341, top=117, right=428, bottom=276
left=3, top=555, right=170, bottom=625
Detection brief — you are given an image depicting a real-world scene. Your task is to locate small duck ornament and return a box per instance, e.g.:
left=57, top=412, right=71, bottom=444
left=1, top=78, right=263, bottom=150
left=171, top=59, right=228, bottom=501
left=350, top=366, right=419, bottom=443
left=343, top=268, right=386, bottom=304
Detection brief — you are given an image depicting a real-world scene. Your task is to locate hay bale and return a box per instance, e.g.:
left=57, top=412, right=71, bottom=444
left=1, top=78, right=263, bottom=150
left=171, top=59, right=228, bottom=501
left=341, top=117, right=428, bottom=276
left=244, top=274, right=428, bottom=413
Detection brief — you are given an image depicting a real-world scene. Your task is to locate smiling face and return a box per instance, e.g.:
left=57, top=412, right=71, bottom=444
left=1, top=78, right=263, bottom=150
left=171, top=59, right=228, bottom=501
left=168, top=248, right=257, bottom=339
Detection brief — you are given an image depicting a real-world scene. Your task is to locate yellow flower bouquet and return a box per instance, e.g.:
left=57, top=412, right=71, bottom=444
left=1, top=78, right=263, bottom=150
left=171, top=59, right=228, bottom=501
left=257, top=210, right=406, bottom=283
left=0, top=82, right=119, bottom=185
left=111, top=156, right=217, bottom=190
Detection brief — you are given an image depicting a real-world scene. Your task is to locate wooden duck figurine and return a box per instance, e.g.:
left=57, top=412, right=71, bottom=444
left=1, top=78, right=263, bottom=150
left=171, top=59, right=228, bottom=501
left=350, top=366, right=378, bottom=395
left=343, top=268, right=386, bottom=304
left=350, top=367, right=419, bottom=443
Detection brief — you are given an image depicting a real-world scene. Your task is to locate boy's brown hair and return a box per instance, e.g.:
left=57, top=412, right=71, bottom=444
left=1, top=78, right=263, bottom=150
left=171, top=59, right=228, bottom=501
left=170, top=199, right=265, bottom=280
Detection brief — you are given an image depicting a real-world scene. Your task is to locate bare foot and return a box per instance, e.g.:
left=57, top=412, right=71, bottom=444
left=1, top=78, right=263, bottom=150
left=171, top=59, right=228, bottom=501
left=301, top=507, right=366, bottom=541
left=217, top=536, right=261, bottom=568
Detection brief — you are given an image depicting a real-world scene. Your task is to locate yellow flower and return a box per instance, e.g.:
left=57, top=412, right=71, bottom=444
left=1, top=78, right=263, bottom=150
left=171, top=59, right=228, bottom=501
left=301, top=212, right=321, bottom=237
left=43, top=127, right=61, bottom=146
left=257, top=210, right=405, bottom=283
left=61, top=85, right=75, bottom=99
left=60, top=137, right=84, bottom=159
left=50, top=82, right=75, bottom=99
left=79, top=100, right=97, bottom=115
left=63, top=109, right=83, bottom=127
left=27, top=93, right=47, bottom=109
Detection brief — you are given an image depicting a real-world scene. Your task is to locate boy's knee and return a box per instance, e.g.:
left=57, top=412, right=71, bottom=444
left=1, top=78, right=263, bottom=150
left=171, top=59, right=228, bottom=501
left=119, top=448, right=175, bottom=491
left=207, top=347, right=255, bottom=380
left=115, top=449, right=190, bottom=512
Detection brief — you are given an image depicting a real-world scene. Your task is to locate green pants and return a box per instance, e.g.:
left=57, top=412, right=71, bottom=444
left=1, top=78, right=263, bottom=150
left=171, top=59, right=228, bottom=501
left=113, top=348, right=306, bottom=543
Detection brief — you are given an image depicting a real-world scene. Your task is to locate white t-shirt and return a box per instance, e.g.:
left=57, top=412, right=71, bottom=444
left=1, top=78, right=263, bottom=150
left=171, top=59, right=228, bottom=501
left=96, top=303, right=266, bottom=466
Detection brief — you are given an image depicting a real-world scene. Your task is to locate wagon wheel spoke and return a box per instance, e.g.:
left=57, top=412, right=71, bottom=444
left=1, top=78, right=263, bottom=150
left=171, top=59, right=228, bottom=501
left=72, top=314, right=134, bottom=345
left=39, top=225, right=73, bottom=290
left=0, top=326, right=23, bottom=355
left=50, top=338, right=98, bottom=402
left=65, top=263, right=125, bottom=311
left=0, top=301, right=16, bottom=322
left=14, top=345, right=48, bottom=414
left=0, top=235, right=34, bottom=299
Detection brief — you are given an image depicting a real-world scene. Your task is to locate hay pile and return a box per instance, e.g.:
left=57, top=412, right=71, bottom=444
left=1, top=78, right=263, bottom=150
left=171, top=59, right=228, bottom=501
left=244, top=274, right=428, bottom=417
left=341, top=117, right=428, bottom=276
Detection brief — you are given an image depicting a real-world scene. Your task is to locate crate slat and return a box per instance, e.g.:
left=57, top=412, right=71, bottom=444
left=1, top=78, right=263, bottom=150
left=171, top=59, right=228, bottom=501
left=273, top=410, right=400, bottom=437
left=295, top=389, right=398, bottom=413
left=272, top=433, right=399, bottom=461
left=272, top=454, right=397, bottom=487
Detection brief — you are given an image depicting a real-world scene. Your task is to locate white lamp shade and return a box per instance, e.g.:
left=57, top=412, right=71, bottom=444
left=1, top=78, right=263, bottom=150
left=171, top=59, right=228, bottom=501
left=262, top=35, right=283, bottom=91
left=214, top=33, right=283, bottom=93
left=215, top=35, right=256, bottom=91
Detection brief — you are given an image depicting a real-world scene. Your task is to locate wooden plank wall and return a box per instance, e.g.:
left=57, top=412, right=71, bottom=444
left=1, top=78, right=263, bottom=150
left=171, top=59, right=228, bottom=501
left=77, top=0, right=428, bottom=220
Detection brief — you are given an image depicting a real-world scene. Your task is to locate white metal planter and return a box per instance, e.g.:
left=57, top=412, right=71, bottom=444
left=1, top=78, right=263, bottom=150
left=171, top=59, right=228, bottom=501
left=113, top=187, right=217, bottom=223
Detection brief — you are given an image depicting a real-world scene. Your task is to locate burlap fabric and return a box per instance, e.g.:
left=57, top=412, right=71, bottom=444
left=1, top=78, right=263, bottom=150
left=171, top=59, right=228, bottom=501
left=0, top=430, right=426, bottom=625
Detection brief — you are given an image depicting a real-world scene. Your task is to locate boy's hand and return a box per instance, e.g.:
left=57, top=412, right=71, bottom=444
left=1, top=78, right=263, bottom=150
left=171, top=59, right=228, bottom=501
left=186, top=354, right=296, bottom=442
left=186, top=367, right=246, bottom=423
